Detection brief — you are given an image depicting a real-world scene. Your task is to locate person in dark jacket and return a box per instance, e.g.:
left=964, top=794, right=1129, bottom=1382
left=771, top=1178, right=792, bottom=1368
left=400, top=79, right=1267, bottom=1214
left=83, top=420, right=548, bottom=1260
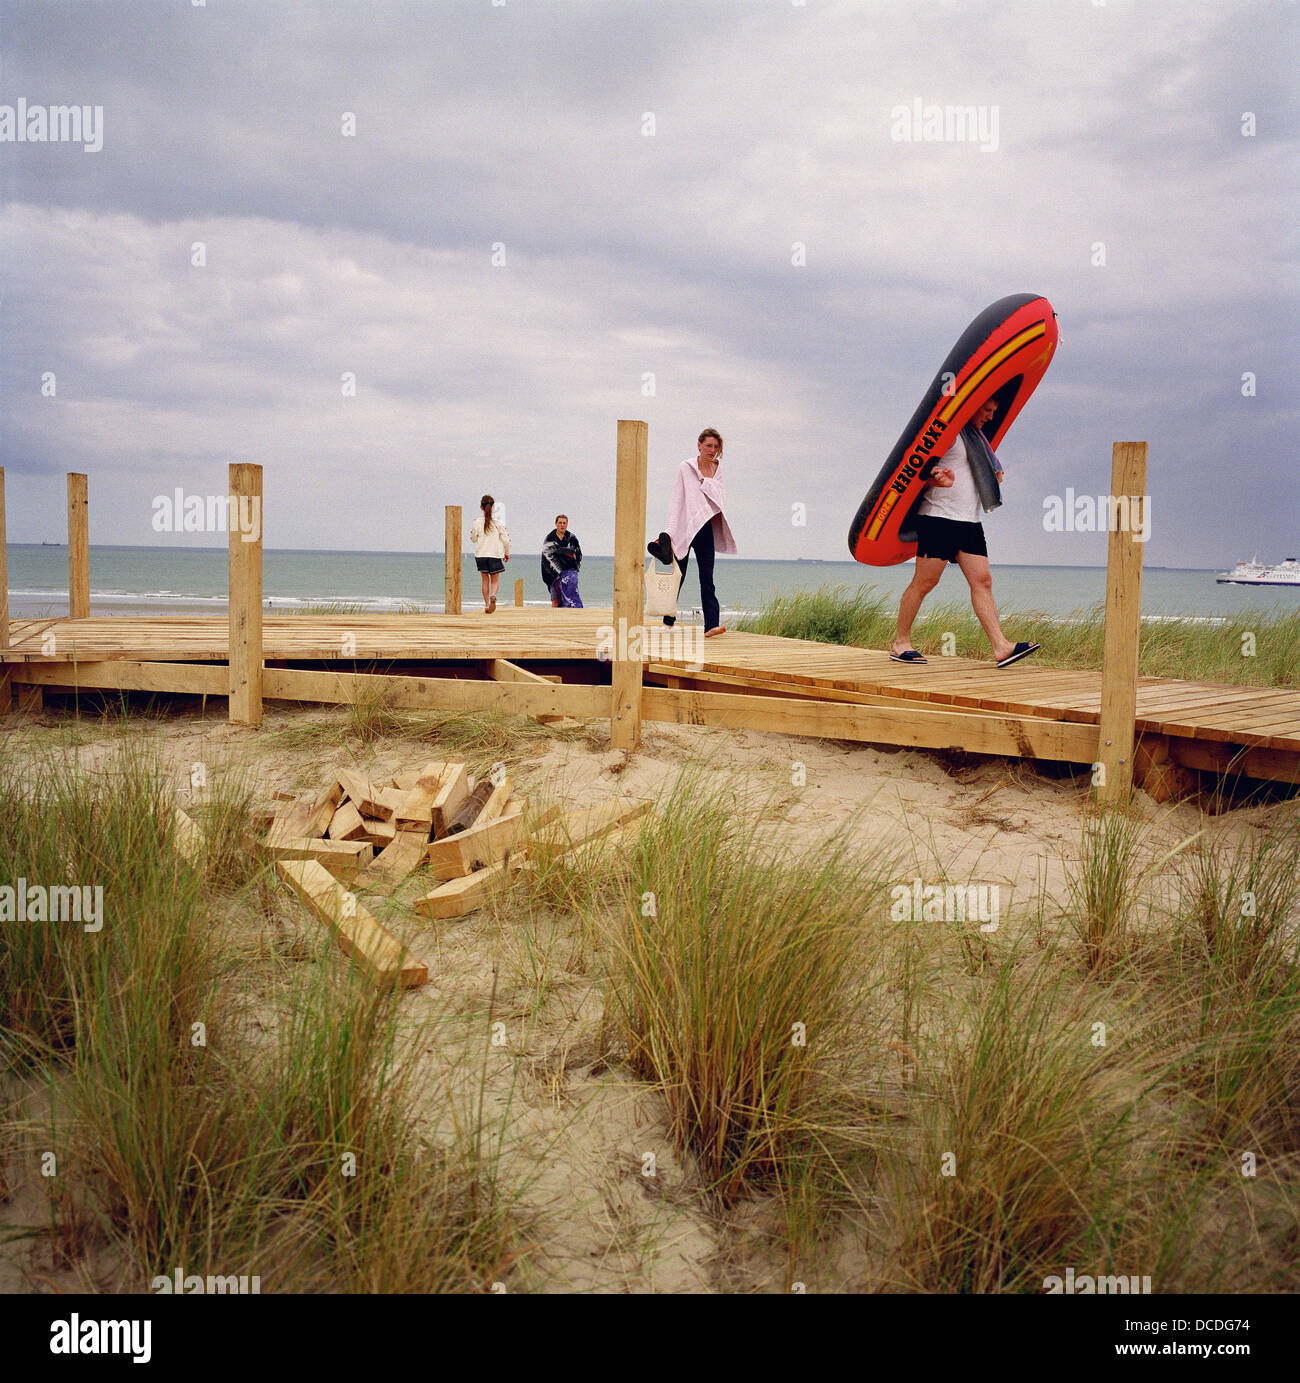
left=540, top=514, right=583, bottom=607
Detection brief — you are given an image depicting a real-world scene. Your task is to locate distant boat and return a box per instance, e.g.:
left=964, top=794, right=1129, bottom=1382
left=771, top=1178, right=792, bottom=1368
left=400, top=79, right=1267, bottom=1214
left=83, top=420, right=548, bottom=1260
left=41, top=541, right=62, bottom=547
left=1216, top=555, right=1300, bottom=586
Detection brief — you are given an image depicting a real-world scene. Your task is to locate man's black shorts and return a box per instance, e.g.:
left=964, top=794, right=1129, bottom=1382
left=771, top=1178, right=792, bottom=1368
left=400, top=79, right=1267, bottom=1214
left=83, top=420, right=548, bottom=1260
left=914, top=515, right=987, bottom=564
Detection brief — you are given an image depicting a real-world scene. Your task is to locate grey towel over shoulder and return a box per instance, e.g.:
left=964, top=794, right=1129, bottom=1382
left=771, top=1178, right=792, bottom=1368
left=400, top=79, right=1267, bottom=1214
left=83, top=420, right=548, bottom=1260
left=962, top=423, right=1003, bottom=514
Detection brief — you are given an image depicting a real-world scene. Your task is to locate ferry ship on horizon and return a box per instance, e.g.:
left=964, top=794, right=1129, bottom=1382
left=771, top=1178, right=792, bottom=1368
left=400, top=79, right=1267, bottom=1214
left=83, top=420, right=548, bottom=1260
left=1215, top=555, right=1300, bottom=586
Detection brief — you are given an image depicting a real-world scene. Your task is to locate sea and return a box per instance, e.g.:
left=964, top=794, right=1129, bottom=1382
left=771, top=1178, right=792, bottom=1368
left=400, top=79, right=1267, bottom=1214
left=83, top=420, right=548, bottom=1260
left=6, top=544, right=1299, bottom=623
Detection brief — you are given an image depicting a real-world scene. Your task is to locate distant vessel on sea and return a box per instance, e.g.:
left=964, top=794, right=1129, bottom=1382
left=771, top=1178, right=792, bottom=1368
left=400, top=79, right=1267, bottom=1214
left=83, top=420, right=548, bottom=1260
left=1216, top=555, right=1300, bottom=586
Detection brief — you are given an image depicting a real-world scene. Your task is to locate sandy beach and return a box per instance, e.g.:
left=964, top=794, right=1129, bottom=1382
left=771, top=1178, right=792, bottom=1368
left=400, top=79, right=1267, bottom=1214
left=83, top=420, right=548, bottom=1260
left=5, top=695, right=1292, bottom=1295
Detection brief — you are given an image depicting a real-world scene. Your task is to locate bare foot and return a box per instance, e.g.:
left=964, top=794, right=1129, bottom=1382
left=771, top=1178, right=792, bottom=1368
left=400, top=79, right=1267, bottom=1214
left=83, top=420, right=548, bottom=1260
left=705, top=625, right=727, bottom=637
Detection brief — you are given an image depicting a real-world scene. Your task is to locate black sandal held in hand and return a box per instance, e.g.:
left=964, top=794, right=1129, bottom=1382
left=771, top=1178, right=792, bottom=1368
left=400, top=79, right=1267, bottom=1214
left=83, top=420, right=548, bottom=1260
left=646, top=532, right=672, bottom=564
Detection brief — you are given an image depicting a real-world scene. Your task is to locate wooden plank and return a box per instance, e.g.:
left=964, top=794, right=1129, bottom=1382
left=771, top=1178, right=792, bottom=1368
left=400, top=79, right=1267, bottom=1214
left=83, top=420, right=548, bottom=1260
left=336, top=769, right=391, bottom=819
left=1096, top=442, right=1147, bottom=803
left=444, top=505, right=462, bottom=616
left=326, top=800, right=370, bottom=842
left=355, top=829, right=429, bottom=896
left=7, top=659, right=228, bottom=694
left=172, top=806, right=204, bottom=864
left=490, top=658, right=585, bottom=725
left=431, top=762, right=470, bottom=836
left=611, top=419, right=647, bottom=750
left=362, top=815, right=397, bottom=849
left=267, top=803, right=317, bottom=846
left=276, top=859, right=427, bottom=988
left=532, top=797, right=652, bottom=852
left=394, top=760, right=455, bottom=830
left=1168, top=740, right=1300, bottom=784
left=258, top=836, right=375, bottom=882
left=640, top=686, right=1100, bottom=762
left=475, top=778, right=512, bottom=826
left=424, top=803, right=529, bottom=881
left=67, top=473, right=89, bottom=619
left=413, top=858, right=513, bottom=919
left=514, top=577, right=524, bottom=608
left=228, top=462, right=263, bottom=726
left=261, top=665, right=608, bottom=719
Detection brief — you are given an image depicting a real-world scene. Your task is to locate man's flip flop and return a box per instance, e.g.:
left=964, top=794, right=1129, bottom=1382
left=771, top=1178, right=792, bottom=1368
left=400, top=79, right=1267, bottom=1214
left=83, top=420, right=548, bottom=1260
left=889, top=649, right=928, bottom=664
left=997, top=641, right=1040, bottom=669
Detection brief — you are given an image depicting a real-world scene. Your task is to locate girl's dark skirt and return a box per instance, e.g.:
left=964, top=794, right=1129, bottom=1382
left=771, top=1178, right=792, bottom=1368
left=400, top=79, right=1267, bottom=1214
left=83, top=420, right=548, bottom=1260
left=475, top=557, right=506, bottom=575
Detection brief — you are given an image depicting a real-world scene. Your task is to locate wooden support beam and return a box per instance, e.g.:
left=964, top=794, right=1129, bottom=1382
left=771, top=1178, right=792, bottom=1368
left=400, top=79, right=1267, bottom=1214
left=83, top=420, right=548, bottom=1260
left=67, top=473, right=89, bottom=618
left=490, top=657, right=585, bottom=725
left=444, top=505, right=462, bottom=615
left=611, top=419, right=648, bottom=750
left=8, top=660, right=228, bottom=694
left=1096, top=442, right=1148, bottom=804
left=640, top=685, right=1100, bottom=762
left=0, top=467, right=8, bottom=651
left=514, top=577, right=523, bottom=608
left=1168, top=739, right=1300, bottom=786
left=228, top=462, right=263, bottom=727
left=277, top=858, right=427, bottom=989
left=261, top=664, right=608, bottom=718
left=1133, top=733, right=1199, bottom=803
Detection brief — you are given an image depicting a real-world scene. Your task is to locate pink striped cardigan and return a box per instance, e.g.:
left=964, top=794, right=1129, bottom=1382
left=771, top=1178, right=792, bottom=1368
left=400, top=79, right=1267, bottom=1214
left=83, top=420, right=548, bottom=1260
left=664, top=456, right=737, bottom=561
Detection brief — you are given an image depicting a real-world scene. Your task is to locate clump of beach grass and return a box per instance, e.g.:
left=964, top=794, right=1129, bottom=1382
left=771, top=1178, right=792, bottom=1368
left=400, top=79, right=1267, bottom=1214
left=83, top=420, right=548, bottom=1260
left=598, top=774, right=897, bottom=1241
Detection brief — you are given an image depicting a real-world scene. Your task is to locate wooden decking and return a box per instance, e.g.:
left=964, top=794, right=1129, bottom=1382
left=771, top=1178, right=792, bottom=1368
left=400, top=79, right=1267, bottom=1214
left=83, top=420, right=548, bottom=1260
left=3, top=610, right=1297, bottom=793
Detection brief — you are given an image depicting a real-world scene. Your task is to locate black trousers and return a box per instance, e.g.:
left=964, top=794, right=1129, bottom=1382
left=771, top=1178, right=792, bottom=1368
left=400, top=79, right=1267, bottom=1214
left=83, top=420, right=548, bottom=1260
left=664, top=519, right=719, bottom=629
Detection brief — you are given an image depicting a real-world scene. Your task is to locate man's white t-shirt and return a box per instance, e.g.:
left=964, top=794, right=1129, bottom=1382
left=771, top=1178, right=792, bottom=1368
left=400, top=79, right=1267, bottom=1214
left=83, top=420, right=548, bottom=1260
left=915, top=431, right=982, bottom=524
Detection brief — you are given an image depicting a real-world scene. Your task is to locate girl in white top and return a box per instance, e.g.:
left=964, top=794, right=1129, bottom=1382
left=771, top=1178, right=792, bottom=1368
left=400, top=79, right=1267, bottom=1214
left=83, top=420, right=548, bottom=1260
left=468, top=494, right=510, bottom=614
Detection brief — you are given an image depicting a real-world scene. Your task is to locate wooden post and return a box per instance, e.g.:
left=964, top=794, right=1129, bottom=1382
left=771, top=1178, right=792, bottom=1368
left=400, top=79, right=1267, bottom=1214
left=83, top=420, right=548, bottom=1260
left=0, top=467, right=8, bottom=652
left=228, top=463, right=263, bottom=727
left=444, top=505, right=461, bottom=615
left=1096, top=442, right=1148, bottom=805
left=514, top=577, right=523, bottom=608
left=611, top=419, right=648, bottom=750
left=67, top=473, right=89, bottom=618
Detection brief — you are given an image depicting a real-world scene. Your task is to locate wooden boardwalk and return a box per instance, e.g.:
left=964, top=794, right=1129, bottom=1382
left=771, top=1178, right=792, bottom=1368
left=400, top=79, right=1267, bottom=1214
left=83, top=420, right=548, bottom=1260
left=4, top=610, right=1297, bottom=793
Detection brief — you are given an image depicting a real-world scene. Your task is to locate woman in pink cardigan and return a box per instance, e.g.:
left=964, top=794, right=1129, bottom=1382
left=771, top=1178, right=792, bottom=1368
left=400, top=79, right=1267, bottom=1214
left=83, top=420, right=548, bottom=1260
left=647, top=427, right=737, bottom=637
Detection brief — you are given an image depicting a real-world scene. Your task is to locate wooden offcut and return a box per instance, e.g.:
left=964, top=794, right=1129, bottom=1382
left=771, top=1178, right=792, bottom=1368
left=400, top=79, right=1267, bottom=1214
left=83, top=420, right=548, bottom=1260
left=425, top=802, right=528, bottom=880
left=394, top=760, right=454, bottom=831
left=259, top=836, right=375, bottom=881
left=277, top=858, right=427, bottom=988
left=327, top=799, right=369, bottom=841
left=414, top=858, right=513, bottom=920
left=172, top=806, right=204, bottom=864
left=355, top=829, right=429, bottom=895
left=1096, top=442, right=1148, bottom=804
left=336, top=769, right=391, bottom=820
left=445, top=779, right=494, bottom=835
left=430, top=763, right=469, bottom=836
left=532, top=797, right=651, bottom=853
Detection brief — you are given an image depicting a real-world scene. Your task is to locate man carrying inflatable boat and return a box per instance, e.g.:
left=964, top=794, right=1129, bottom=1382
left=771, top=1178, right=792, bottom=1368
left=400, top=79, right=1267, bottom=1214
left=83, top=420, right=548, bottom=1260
left=847, top=292, right=1056, bottom=670
left=890, top=396, right=1038, bottom=669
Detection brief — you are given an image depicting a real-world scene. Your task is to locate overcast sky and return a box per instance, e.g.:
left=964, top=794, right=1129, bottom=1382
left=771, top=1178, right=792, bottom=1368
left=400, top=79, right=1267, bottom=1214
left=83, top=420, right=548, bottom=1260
left=1, top=0, right=1296, bottom=565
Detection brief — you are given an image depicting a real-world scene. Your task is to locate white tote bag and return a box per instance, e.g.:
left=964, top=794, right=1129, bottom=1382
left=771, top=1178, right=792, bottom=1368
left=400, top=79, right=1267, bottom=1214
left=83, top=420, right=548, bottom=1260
left=644, top=555, right=682, bottom=618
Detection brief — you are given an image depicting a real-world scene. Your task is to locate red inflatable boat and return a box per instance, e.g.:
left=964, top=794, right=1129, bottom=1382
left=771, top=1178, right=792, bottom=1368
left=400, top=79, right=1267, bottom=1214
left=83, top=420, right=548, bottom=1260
left=848, top=294, right=1058, bottom=566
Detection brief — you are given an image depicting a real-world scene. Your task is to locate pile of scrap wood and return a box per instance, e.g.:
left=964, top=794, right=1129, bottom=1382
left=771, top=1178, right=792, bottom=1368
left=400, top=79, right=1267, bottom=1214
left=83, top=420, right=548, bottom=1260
left=250, top=761, right=650, bottom=991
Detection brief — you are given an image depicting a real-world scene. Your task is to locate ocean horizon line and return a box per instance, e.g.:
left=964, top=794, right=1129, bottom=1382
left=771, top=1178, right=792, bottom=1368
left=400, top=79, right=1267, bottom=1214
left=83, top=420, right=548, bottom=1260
left=6, top=542, right=1226, bottom=573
